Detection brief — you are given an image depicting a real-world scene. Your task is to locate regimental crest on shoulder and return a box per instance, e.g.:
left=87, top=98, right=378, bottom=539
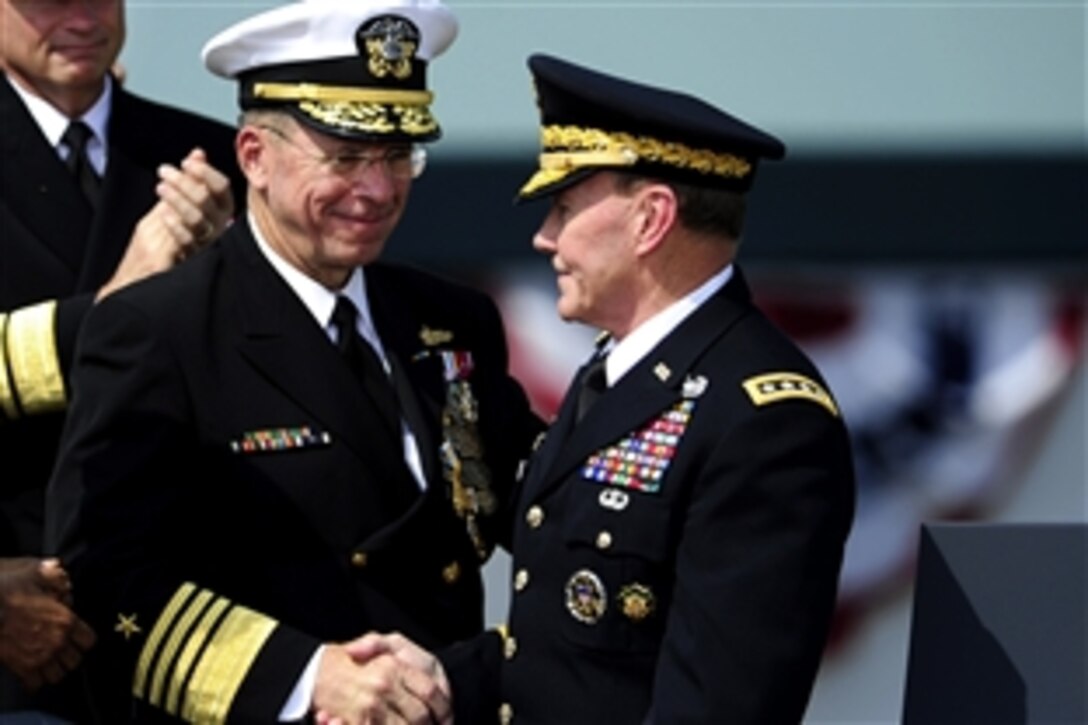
left=742, top=371, right=839, bottom=417
left=356, top=15, right=419, bottom=80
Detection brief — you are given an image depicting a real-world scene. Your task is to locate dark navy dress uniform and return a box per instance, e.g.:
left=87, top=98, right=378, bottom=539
left=47, top=222, right=539, bottom=723
left=44, top=3, right=541, bottom=723
left=441, top=54, right=856, bottom=724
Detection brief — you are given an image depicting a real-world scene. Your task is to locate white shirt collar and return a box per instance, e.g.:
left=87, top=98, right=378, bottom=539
left=7, top=74, right=112, bottom=175
left=247, top=213, right=386, bottom=359
left=604, top=264, right=734, bottom=386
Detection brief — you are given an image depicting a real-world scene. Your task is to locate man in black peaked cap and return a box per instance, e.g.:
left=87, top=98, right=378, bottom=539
left=425, top=53, right=857, bottom=724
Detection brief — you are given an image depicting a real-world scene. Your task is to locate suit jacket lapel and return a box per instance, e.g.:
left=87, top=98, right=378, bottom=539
left=0, top=77, right=94, bottom=275
left=76, top=90, right=160, bottom=293
left=526, top=271, right=755, bottom=501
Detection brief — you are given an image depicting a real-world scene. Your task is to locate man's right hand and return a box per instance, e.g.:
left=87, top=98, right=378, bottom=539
left=96, top=147, right=235, bottom=301
left=313, top=638, right=451, bottom=725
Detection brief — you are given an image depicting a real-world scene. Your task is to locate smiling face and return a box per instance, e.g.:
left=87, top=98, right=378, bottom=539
left=240, top=115, right=414, bottom=290
left=0, top=0, right=125, bottom=116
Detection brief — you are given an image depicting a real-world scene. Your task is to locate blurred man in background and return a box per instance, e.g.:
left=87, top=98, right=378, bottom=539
left=0, top=0, right=242, bottom=717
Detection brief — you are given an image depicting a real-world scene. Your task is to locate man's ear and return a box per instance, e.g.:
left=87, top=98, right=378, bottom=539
left=631, top=183, right=678, bottom=257
left=236, top=125, right=269, bottom=188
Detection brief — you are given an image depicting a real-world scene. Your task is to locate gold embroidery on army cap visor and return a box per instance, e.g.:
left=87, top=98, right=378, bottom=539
left=520, top=124, right=755, bottom=197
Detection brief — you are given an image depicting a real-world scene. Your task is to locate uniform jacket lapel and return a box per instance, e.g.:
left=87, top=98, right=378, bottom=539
left=226, top=225, right=414, bottom=490
left=526, top=270, right=756, bottom=501
left=366, top=266, right=444, bottom=485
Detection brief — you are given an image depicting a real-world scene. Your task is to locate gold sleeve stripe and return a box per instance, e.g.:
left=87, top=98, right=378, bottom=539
left=0, top=314, right=19, bottom=420
left=165, top=596, right=230, bottom=716
left=182, top=604, right=277, bottom=724
left=134, top=582, right=197, bottom=699
left=6, top=301, right=66, bottom=415
left=742, top=372, right=840, bottom=417
left=147, top=588, right=215, bottom=709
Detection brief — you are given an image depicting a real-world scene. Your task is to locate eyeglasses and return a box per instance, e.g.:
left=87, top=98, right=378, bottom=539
left=256, top=124, right=427, bottom=180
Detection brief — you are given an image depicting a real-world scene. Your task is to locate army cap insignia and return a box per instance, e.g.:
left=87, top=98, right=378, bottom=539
left=618, top=583, right=656, bottom=622
left=565, top=569, right=607, bottom=624
left=742, top=372, right=839, bottom=417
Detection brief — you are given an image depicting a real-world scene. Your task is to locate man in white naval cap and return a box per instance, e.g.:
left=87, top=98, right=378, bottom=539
left=44, top=1, right=542, bottom=722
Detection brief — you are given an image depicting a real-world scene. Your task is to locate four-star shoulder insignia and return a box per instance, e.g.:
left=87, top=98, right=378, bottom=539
left=742, top=372, right=839, bottom=416
left=115, top=613, right=143, bottom=641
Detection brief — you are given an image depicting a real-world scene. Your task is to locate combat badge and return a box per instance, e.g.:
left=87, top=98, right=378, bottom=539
left=566, top=569, right=607, bottom=624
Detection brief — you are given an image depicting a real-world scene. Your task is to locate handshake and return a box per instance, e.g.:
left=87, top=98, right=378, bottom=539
left=312, top=632, right=452, bottom=725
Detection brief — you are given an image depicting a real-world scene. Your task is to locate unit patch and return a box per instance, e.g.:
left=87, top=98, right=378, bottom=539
left=742, top=372, right=839, bottom=416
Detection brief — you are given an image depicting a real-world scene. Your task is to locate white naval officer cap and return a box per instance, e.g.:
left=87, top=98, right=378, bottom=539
left=201, top=0, right=458, bottom=143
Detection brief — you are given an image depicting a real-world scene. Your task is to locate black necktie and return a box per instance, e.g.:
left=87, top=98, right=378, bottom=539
left=62, top=121, right=100, bottom=208
left=331, top=296, right=402, bottom=438
left=575, top=355, right=608, bottom=423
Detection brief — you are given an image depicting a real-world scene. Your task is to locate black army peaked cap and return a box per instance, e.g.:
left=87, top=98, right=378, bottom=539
left=518, top=53, right=786, bottom=201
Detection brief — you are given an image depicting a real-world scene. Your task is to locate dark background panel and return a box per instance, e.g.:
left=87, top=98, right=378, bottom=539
left=389, top=152, right=1087, bottom=275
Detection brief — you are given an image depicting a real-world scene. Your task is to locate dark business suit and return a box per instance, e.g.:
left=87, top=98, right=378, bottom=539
left=446, top=269, right=856, bottom=724
left=0, top=74, right=244, bottom=716
left=45, top=220, right=541, bottom=723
